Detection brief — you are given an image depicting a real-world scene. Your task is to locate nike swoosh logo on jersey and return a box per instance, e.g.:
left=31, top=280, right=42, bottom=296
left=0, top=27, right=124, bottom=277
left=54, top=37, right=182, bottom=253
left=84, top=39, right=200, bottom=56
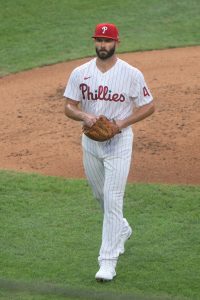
left=84, top=76, right=91, bottom=80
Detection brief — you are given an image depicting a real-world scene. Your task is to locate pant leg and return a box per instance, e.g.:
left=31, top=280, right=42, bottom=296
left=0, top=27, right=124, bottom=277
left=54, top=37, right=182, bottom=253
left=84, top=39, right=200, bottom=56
left=82, top=130, right=133, bottom=263
left=83, top=149, right=105, bottom=210
left=98, top=154, right=132, bottom=261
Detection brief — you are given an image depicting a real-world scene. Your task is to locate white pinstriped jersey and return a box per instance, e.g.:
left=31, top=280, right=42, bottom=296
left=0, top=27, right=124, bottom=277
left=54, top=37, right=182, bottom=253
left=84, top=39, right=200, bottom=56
left=64, top=57, right=153, bottom=121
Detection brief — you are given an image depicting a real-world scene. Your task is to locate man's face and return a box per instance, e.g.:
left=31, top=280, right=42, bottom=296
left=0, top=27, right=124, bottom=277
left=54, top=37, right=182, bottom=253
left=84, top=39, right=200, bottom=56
left=94, top=38, right=117, bottom=60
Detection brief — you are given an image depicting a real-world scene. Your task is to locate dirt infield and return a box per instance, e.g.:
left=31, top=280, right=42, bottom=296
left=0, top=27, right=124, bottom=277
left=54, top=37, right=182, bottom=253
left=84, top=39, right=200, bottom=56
left=0, top=46, right=199, bottom=184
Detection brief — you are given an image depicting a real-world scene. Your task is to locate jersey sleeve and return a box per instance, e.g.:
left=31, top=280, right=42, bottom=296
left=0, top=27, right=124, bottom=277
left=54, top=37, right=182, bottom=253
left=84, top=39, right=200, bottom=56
left=63, top=68, right=81, bottom=102
left=130, top=70, right=153, bottom=107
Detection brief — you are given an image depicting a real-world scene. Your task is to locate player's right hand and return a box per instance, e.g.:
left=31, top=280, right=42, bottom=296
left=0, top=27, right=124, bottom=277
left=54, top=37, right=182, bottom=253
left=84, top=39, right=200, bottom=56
left=82, top=113, right=99, bottom=128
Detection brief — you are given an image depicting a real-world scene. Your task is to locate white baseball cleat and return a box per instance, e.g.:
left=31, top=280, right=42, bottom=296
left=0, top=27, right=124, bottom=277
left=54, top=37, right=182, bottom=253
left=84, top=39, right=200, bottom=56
left=119, top=225, right=132, bottom=255
left=95, top=260, right=116, bottom=282
left=95, top=266, right=116, bottom=282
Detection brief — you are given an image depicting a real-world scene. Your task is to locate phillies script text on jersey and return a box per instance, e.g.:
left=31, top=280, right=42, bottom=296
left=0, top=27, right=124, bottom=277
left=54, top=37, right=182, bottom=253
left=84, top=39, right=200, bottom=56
left=80, top=83, right=125, bottom=102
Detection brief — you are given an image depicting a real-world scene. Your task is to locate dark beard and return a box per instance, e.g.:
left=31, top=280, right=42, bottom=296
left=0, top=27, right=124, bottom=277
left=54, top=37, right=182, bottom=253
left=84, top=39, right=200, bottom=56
left=96, top=45, right=115, bottom=60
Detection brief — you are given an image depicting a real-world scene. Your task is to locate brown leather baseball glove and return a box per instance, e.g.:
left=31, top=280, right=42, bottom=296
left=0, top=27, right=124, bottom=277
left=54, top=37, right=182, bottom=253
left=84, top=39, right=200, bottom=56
left=82, top=115, right=121, bottom=142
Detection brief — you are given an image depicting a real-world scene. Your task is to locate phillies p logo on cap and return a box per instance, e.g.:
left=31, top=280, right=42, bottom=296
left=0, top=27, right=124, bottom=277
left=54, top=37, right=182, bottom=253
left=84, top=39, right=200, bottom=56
left=102, top=26, right=108, bottom=34
left=92, top=23, right=119, bottom=41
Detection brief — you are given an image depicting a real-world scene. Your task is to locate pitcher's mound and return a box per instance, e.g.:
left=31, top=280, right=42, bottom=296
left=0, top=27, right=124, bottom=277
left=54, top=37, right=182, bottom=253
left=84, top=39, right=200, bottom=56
left=0, top=46, right=199, bottom=184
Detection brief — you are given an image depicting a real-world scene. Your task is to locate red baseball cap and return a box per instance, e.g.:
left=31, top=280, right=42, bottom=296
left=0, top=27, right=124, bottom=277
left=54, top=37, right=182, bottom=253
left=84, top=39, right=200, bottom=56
left=92, top=23, right=119, bottom=41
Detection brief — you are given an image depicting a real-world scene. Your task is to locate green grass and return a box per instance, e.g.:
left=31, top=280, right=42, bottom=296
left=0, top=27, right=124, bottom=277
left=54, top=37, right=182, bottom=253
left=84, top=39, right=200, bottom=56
left=0, top=0, right=199, bottom=76
left=0, top=170, right=199, bottom=300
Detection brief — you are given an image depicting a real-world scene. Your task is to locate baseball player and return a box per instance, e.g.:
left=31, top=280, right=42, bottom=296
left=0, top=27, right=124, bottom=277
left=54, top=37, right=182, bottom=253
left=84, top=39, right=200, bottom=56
left=64, top=23, right=155, bottom=281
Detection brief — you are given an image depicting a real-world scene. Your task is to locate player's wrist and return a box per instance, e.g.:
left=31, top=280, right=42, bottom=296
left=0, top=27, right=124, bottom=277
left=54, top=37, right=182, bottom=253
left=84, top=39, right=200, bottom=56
left=115, top=120, right=125, bottom=130
left=79, top=112, right=88, bottom=122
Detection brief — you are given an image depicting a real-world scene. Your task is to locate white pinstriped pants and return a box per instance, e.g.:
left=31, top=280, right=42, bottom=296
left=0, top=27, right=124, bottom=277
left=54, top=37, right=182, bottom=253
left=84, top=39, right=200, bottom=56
left=82, top=128, right=133, bottom=263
